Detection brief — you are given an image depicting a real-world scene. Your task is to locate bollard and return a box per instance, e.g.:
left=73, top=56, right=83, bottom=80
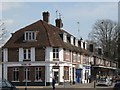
left=25, top=87, right=27, bottom=90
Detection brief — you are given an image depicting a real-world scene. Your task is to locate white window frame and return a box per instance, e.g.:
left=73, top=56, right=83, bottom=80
left=13, top=68, right=19, bottom=81
left=73, top=53, right=76, bottom=62
left=65, top=50, right=70, bottom=61
left=83, top=55, right=89, bottom=64
left=77, top=53, right=81, bottom=62
left=71, top=36, right=74, bottom=45
left=24, top=68, right=30, bottom=81
left=24, top=31, right=36, bottom=41
left=23, top=49, right=31, bottom=60
left=35, top=67, right=42, bottom=82
left=53, top=48, right=59, bottom=60
left=63, top=33, right=67, bottom=43
left=75, top=39, right=78, bottom=47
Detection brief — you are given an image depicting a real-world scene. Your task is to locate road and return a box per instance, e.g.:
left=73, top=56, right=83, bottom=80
left=17, top=81, right=115, bottom=90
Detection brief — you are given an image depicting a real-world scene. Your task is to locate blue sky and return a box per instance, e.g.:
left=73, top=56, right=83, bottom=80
left=1, top=2, right=118, bottom=41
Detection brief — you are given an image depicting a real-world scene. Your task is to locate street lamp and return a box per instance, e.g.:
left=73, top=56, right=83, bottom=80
left=25, top=67, right=28, bottom=90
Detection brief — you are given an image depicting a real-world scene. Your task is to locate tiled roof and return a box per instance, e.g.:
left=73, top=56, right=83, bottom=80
left=3, top=19, right=82, bottom=52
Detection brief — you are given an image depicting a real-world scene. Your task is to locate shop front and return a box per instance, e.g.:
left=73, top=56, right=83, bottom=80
left=76, top=64, right=83, bottom=83
left=82, top=65, right=91, bottom=83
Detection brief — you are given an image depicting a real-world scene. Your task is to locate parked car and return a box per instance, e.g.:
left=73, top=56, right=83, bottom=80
left=113, top=81, right=120, bottom=90
left=96, top=78, right=112, bottom=86
left=0, top=78, right=19, bottom=90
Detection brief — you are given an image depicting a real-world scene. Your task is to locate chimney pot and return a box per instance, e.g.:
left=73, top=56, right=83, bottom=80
left=55, top=18, right=63, bottom=29
left=42, top=11, right=50, bottom=23
left=89, top=44, right=94, bottom=52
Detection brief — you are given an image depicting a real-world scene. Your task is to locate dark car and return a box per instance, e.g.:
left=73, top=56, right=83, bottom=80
left=113, top=81, right=120, bottom=90
left=0, top=78, right=19, bottom=90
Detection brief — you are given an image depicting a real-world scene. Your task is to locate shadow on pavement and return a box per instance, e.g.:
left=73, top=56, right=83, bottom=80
left=18, top=88, right=113, bottom=90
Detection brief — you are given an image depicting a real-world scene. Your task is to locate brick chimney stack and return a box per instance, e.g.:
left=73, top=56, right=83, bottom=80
left=55, top=18, right=63, bottom=29
left=42, top=11, right=50, bottom=23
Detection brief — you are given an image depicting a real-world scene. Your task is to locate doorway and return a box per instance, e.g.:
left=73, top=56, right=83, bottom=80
left=53, top=69, right=59, bottom=84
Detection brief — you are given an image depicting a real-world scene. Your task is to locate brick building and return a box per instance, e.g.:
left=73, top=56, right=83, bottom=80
left=2, top=11, right=90, bottom=86
left=2, top=11, right=118, bottom=86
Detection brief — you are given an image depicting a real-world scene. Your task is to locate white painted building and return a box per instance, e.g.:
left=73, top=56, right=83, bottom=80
left=2, top=11, right=84, bottom=86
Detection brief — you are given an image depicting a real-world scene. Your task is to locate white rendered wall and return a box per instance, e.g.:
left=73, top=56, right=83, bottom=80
left=45, top=47, right=53, bottom=61
left=82, top=66, right=85, bottom=83
left=19, top=48, right=23, bottom=62
left=31, top=47, right=35, bottom=61
left=3, top=64, right=7, bottom=79
left=59, top=48, right=63, bottom=62
left=59, top=65, right=64, bottom=82
left=46, top=64, right=53, bottom=82
left=3, top=48, right=8, bottom=62
left=3, top=48, right=8, bottom=79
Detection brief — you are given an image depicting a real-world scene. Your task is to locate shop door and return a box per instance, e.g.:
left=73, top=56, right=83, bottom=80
left=76, top=69, right=82, bottom=83
left=53, top=69, right=59, bottom=84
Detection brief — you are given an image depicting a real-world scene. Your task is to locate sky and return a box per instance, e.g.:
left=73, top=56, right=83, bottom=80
left=0, top=1, right=119, bottom=44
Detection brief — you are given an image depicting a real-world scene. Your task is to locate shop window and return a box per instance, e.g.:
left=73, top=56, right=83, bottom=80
left=13, top=68, right=19, bottom=81
left=35, top=67, right=42, bottom=82
left=24, top=68, right=30, bottom=81
left=64, top=67, right=69, bottom=80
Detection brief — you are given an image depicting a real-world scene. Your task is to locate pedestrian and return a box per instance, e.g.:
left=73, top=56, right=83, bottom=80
left=88, top=75, right=91, bottom=83
left=52, top=77, right=56, bottom=90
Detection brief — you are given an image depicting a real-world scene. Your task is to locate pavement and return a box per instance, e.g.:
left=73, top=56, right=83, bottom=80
left=16, top=81, right=115, bottom=90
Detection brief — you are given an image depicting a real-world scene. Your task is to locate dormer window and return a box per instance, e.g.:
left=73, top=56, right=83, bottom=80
left=83, top=42, right=87, bottom=49
left=75, top=39, right=78, bottom=47
left=63, top=33, right=67, bottom=43
left=71, top=36, right=74, bottom=45
left=24, top=31, right=37, bottom=41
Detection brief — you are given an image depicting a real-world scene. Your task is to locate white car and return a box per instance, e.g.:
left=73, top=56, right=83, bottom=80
left=96, top=78, right=112, bottom=86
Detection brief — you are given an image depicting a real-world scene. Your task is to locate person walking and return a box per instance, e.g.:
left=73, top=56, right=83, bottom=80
left=52, top=77, right=56, bottom=90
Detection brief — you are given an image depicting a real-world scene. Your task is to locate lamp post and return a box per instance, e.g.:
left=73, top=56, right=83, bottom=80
left=25, top=67, right=28, bottom=90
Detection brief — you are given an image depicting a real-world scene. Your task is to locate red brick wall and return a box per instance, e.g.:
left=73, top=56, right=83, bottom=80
left=8, top=66, right=45, bottom=83
left=8, top=67, right=12, bottom=81
left=8, top=48, right=19, bottom=62
left=35, top=48, right=45, bottom=61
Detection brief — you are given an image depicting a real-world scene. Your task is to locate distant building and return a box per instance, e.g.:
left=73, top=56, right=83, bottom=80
left=87, top=41, right=118, bottom=81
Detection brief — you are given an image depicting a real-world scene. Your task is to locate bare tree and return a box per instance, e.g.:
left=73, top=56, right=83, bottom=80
left=0, top=20, right=7, bottom=47
left=89, top=19, right=118, bottom=59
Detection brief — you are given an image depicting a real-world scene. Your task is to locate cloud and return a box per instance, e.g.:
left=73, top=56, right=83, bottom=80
left=1, top=2, right=25, bottom=11
left=0, top=3, right=2, bottom=12
left=3, top=19, right=15, bottom=26
left=62, top=3, right=117, bottom=21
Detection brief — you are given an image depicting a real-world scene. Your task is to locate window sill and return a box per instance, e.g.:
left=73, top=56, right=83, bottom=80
left=34, top=80, right=43, bottom=82
left=53, top=59, right=59, bottom=61
left=23, top=59, right=31, bottom=61
left=23, top=40, right=37, bottom=42
left=23, top=80, right=31, bottom=82
left=12, top=81, right=20, bottom=82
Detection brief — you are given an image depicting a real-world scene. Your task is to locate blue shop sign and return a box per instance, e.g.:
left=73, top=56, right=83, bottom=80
left=86, top=66, right=91, bottom=69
